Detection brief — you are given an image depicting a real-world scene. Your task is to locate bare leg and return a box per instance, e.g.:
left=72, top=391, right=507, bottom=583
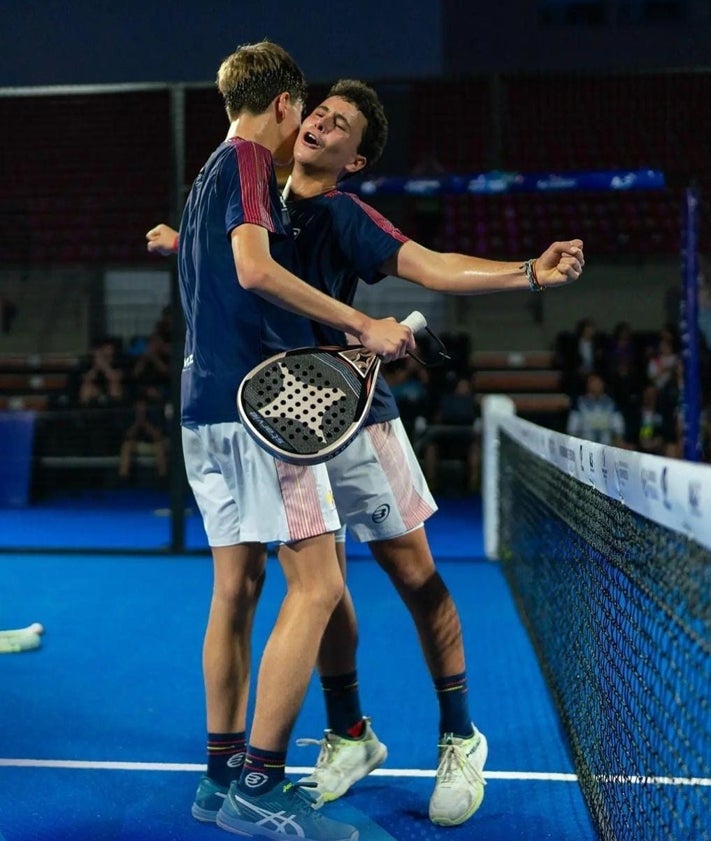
left=317, top=542, right=358, bottom=676
left=370, top=527, right=465, bottom=678
left=248, top=533, right=343, bottom=751
left=204, top=543, right=267, bottom=733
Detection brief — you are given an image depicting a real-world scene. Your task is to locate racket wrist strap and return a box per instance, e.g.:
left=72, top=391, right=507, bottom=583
left=522, top=258, right=544, bottom=292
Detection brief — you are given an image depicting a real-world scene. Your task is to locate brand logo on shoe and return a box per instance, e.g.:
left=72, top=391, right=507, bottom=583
left=243, top=771, right=269, bottom=788
left=372, top=503, right=390, bottom=523
left=227, top=752, right=246, bottom=768
left=233, top=793, right=303, bottom=832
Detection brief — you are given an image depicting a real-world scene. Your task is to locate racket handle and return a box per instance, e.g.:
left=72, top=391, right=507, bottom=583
left=401, top=310, right=427, bottom=335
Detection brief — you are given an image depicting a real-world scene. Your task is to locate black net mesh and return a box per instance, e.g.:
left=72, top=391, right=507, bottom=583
left=498, top=430, right=711, bottom=841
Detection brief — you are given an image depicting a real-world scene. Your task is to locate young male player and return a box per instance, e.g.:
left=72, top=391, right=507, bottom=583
left=148, top=79, right=583, bottom=829
left=176, top=45, right=413, bottom=840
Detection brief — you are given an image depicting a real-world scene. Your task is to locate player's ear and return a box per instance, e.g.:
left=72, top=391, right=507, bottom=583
left=274, top=91, right=291, bottom=121
left=343, top=154, right=366, bottom=176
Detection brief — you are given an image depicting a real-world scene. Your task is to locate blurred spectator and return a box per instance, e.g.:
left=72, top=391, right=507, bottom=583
left=75, top=337, right=126, bottom=407
left=118, top=396, right=168, bottom=483
left=384, top=356, right=431, bottom=438
left=647, top=332, right=678, bottom=390
left=657, top=358, right=683, bottom=458
left=556, top=317, right=607, bottom=397
left=566, top=372, right=625, bottom=446
left=630, top=384, right=665, bottom=455
left=604, top=323, right=643, bottom=443
left=604, top=321, right=639, bottom=380
left=129, top=330, right=171, bottom=404
left=421, top=375, right=481, bottom=494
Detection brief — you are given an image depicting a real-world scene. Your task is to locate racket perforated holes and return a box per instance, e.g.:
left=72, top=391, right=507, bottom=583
left=253, top=359, right=349, bottom=445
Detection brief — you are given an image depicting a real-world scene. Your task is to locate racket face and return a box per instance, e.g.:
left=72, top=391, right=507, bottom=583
left=237, top=346, right=379, bottom=464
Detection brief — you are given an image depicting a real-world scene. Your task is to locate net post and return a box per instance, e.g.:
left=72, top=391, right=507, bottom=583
left=482, top=395, right=516, bottom=560
left=168, top=84, right=187, bottom=552
left=680, top=185, right=702, bottom=462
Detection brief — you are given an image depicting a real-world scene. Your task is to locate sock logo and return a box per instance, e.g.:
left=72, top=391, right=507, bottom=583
left=227, top=752, right=246, bottom=768
left=372, top=503, right=390, bottom=524
left=243, top=771, right=269, bottom=789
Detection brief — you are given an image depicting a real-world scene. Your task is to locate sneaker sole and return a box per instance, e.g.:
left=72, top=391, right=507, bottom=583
left=318, top=742, right=389, bottom=803
left=191, top=802, right=220, bottom=823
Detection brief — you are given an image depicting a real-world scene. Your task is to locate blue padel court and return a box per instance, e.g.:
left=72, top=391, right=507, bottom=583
left=0, top=494, right=598, bottom=841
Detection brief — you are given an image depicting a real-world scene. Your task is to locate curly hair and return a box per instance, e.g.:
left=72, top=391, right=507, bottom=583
left=327, top=79, right=388, bottom=169
left=217, top=40, right=307, bottom=119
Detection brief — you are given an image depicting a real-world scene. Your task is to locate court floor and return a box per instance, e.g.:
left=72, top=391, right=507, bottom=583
left=0, top=496, right=599, bottom=840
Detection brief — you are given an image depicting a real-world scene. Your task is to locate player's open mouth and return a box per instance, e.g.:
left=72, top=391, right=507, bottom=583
left=301, top=131, right=321, bottom=149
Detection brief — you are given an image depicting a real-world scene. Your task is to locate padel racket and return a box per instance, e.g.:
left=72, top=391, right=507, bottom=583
left=237, top=311, right=428, bottom=465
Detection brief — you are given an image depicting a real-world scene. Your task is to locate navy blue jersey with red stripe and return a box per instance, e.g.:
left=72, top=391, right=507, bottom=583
left=287, top=189, right=409, bottom=424
left=178, top=138, right=313, bottom=425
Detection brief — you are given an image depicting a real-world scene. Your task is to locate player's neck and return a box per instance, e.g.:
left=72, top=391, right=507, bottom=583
left=288, top=165, right=339, bottom=199
left=225, top=114, right=282, bottom=158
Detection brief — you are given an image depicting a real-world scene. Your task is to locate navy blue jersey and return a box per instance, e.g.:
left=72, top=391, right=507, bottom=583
left=178, top=138, right=313, bottom=425
left=287, top=189, right=409, bottom=424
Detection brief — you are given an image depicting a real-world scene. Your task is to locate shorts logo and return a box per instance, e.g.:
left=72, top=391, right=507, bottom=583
left=243, top=771, right=268, bottom=788
left=372, top=504, right=390, bottom=524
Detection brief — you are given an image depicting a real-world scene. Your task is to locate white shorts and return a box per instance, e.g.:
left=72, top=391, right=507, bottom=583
left=326, top=417, right=437, bottom=543
left=182, top=423, right=340, bottom=547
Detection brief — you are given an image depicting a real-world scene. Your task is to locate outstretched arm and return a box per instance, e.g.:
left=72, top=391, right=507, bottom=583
left=381, top=239, right=584, bottom=294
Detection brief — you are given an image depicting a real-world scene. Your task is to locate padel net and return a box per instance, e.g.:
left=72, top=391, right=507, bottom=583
left=483, top=396, right=711, bottom=841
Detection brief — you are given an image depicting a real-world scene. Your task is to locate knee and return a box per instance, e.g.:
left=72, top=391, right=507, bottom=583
left=289, top=569, right=344, bottom=617
left=213, top=568, right=265, bottom=614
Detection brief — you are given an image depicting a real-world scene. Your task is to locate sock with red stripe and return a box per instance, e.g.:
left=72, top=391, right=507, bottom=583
left=236, top=745, right=287, bottom=796
left=206, top=731, right=246, bottom=787
left=434, top=672, right=473, bottom=738
left=321, top=671, right=365, bottom=738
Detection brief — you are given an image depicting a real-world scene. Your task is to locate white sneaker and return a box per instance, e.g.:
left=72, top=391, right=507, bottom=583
left=429, top=725, right=488, bottom=826
left=296, top=717, right=388, bottom=802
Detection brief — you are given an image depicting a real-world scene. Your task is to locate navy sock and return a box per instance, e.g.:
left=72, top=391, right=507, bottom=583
left=434, top=672, right=473, bottom=738
left=206, top=731, right=247, bottom=787
left=236, top=745, right=287, bottom=796
left=321, top=671, right=364, bottom=737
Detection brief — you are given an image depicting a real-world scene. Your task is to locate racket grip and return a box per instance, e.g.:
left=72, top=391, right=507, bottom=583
left=401, top=310, right=427, bottom=335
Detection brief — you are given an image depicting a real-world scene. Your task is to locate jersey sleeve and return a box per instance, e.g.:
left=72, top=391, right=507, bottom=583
left=224, top=140, right=278, bottom=235
left=330, top=192, right=409, bottom=284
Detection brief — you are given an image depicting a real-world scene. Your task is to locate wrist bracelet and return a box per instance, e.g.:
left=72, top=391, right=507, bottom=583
left=522, top=258, right=544, bottom=292
left=172, top=235, right=179, bottom=253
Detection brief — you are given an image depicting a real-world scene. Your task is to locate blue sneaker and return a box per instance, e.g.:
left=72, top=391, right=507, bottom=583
left=191, top=775, right=228, bottom=822
left=216, top=779, right=359, bottom=840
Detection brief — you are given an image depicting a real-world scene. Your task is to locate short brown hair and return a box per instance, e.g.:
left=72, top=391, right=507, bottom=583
left=327, top=79, right=388, bottom=169
left=217, top=40, right=307, bottom=119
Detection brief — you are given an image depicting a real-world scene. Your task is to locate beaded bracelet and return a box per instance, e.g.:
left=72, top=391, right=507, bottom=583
left=522, top=258, right=544, bottom=292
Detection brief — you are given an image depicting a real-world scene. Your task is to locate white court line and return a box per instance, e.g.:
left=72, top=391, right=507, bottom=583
left=1, top=759, right=709, bottom=786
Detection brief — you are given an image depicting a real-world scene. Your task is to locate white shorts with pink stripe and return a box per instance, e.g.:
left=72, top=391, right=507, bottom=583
left=326, top=417, right=437, bottom=543
left=182, top=423, right=340, bottom=547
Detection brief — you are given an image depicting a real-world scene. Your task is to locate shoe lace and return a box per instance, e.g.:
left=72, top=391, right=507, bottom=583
left=295, top=734, right=337, bottom=770
left=436, top=739, right=486, bottom=788
left=286, top=780, right=322, bottom=808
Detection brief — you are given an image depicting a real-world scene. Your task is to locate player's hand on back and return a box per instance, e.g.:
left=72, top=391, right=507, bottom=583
left=535, top=239, right=585, bottom=289
left=146, top=223, right=179, bottom=256
left=360, top=317, right=416, bottom=363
